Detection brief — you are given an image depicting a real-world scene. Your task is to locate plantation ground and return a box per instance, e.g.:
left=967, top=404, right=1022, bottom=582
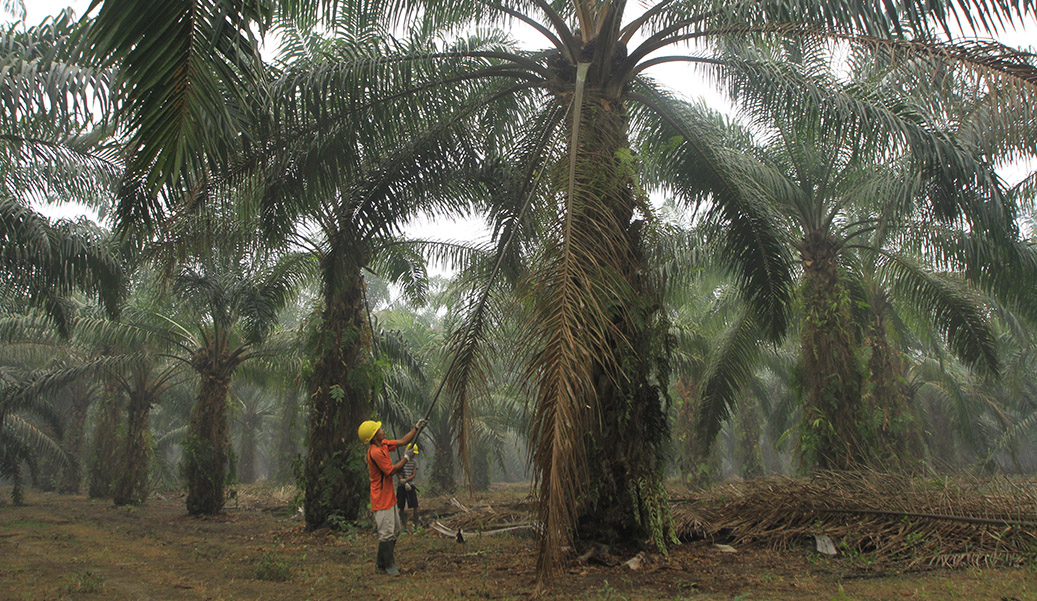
left=1, top=483, right=1034, bottom=601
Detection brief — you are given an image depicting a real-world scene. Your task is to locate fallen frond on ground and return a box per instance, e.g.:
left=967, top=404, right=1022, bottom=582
left=438, top=497, right=534, bottom=532
left=671, top=471, right=1037, bottom=569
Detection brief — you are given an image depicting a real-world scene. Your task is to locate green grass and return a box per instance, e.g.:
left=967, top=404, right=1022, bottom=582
left=252, top=553, right=293, bottom=582
left=61, top=570, right=105, bottom=594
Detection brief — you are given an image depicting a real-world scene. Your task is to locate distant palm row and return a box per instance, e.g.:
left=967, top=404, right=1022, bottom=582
left=1, top=0, right=1035, bottom=585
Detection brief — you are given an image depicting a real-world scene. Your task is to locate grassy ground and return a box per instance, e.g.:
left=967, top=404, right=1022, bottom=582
left=1, top=484, right=1034, bottom=601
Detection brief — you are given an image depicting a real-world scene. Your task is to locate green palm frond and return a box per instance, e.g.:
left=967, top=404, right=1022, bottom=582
left=0, top=412, right=70, bottom=472
left=0, top=198, right=124, bottom=333
left=879, top=251, right=1000, bottom=376
left=984, top=407, right=1037, bottom=468
left=631, top=83, right=795, bottom=340
left=694, top=310, right=766, bottom=452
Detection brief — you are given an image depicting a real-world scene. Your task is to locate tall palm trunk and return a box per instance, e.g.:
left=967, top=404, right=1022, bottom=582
left=274, top=387, right=300, bottom=483
left=88, top=378, right=123, bottom=499
left=798, top=231, right=866, bottom=470
left=675, top=379, right=719, bottom=488
left=59, top=390, right=91, bottom=494
left=184, top=347, right=236, bottom=515
left=429, top=424, right=456, bottom=493
left=303, top=248, right=373, bottom=529
left=113, top=390, right=155, bottom=506
left=554, top=93, right=672, bottom=549
left=238, top=417, right=258, bottom=484
left=863, top=304, right=921, bottom=466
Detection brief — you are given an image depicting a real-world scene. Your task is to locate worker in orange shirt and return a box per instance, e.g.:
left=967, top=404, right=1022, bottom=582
left=357, top=418, right=427, bottom=576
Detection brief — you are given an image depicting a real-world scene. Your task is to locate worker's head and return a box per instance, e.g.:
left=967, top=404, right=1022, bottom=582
left=407, top=443, right=419, bottom=455
left=357, top=420, right=382, bottom=444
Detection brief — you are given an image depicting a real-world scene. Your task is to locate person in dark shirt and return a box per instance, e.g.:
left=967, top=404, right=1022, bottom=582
left=396, top=443, right=420, bottom=530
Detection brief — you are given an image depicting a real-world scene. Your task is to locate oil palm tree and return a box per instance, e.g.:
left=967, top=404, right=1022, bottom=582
left=0, top=313, right=75, bottom=503
left=243, top=12, right=495, bottom=528
left=725, top=39, right=1036, bottom=469
left=163, top=211, right=311, bottom=515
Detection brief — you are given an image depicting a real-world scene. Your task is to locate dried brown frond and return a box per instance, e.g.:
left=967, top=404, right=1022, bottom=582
left=524, top=88, right=649, bottom=586
left=672, top=471, right=1037, bottom=568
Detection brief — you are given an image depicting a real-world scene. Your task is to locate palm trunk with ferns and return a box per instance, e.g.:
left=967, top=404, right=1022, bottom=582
left=303, top=244, right=375, bottom=529
left=59, top=388, right=92, bottom=494
left=184, top=342, right=241, bottom=515
left=862, top=296, right=921, bottom=466
left=674, top=378, right=718, bottom=488
left=88, top=377, right=123, bottom=499
left=113, top=385, right=157, bottom=506
left=798, top=231, right=866, bottom=470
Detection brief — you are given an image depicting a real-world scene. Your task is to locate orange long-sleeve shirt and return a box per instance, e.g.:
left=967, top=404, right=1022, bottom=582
left=367, top=440, right=400, bottom=511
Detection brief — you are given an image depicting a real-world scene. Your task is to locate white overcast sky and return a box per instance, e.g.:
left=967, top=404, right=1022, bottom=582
left=12, top=0, right=1037, bottom=230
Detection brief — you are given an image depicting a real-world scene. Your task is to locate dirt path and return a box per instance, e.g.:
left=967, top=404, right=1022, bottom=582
left=1, top=487, right=1034, bottom=601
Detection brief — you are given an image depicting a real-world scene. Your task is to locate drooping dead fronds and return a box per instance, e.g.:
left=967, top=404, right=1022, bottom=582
left=524, top=79, right=652, bottom=584
left=672, top=471, right=1037, bottom=568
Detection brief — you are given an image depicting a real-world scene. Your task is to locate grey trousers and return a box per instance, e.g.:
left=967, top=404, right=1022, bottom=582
left=374, top=506, right=402, bottom=542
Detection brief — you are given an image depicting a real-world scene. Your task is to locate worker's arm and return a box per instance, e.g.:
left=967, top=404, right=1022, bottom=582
left=390, top=456, right=409, bottom=475
left=372, top=445, right=407, bottom=476
left=399, top=418, right=429, bottom=447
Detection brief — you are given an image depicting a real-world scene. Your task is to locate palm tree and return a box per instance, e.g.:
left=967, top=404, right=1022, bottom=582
left=363, top=4, right=1034, bottom=580
left=0, top=313, right=74, bottom=503
left=241, top=14, right=496, bottom=528
left=163, top=212, right=310, bottom=515
left=722, top=40, right=1035, bottom=469
left=228, top=378, right=280, bottom=484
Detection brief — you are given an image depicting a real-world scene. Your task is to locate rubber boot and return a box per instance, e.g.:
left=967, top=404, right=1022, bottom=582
left=383, top=540, right=400, bottom=576
left=375, top=541, right=388, bottom=574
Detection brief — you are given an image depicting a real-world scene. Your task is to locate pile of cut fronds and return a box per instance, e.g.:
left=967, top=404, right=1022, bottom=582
left=671, top=471, right=1037, bottom=569
left=439, top=497, right=534, bottom=532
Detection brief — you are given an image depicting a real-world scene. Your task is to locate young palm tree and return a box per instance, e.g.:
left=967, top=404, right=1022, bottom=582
left=163, top=213, right=310, bottom=515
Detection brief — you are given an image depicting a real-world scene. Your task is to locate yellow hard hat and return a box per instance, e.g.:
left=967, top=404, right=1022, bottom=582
left=407, top=443, right=419, bottom=455
left=358, top=420, right=381, bottom=444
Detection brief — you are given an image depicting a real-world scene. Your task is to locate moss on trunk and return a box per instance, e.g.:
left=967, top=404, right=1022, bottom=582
left=862, top=304, right=921, bottom=467
left=562, top=95, right=673, bottom=551
left=798, top=232, right=866, bottom=470
left=302, top=250, right=374, bottom=529
left=184, top=350, right=236, bottom=515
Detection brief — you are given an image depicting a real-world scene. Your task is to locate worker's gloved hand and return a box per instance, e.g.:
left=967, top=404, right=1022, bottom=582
left=415, top=418, right=429, bottom=430
left=404, top=447, right=414, bottom=460
left=405, top=483, right=412, bottom=491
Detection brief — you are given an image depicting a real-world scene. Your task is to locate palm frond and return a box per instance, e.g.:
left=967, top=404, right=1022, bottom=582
left=631, top=83, right=795, bottom=340
left=694, top=310, right=765, bottom=451
left=879, top=250, right=999, bottom=376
